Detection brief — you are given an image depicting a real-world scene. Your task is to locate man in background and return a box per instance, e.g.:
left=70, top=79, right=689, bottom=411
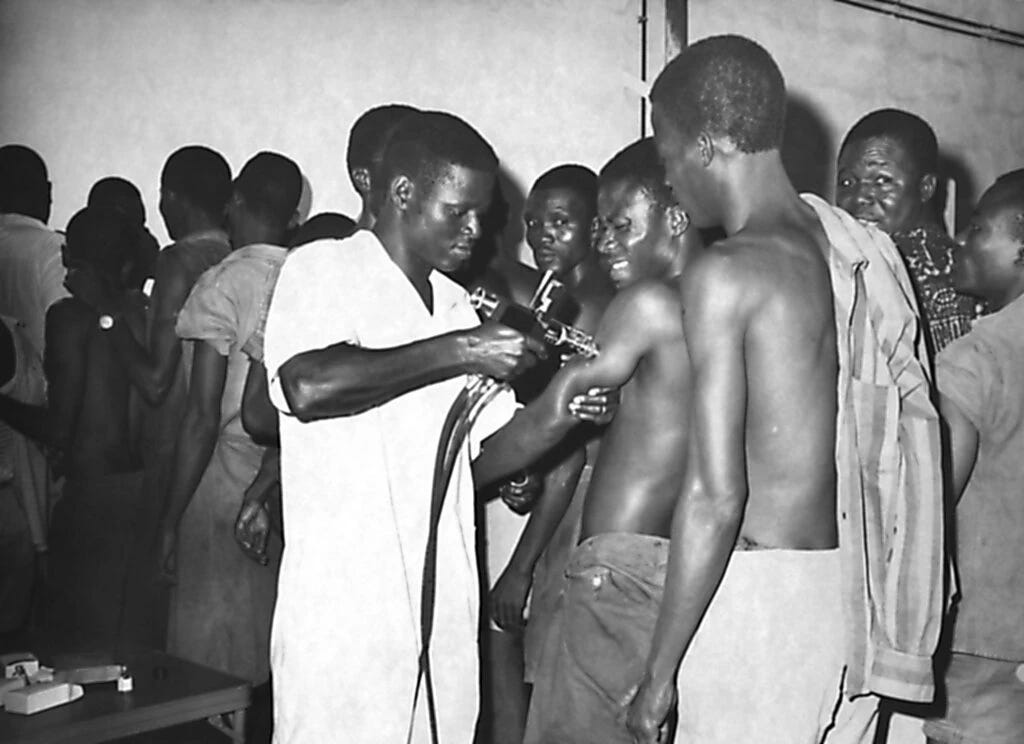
left=0, top=144, right=66, bottom=634
left=837, top=108, right=979, bottom=355
left=924, top=170, right=1024, bottom=744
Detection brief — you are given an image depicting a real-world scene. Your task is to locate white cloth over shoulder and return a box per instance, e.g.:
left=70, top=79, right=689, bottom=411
left=264, top=229, right=516, bottom=744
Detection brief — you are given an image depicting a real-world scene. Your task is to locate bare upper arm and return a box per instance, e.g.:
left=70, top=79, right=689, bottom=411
left=938, top=391, right=978, bottom=503
left=186, top=341, right=229, bottom=421
left=149, top=251, right=193, bottom=370
left=556, top=282, right=681, bottom=396
left=680, top=249, right=756, bottom=505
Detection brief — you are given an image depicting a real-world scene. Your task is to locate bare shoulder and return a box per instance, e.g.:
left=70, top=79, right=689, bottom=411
left=616, top=278, right=682, bottom=321
left=680, top=239, right=762, bottom=312
left=599, top=278, right=683, bottom=348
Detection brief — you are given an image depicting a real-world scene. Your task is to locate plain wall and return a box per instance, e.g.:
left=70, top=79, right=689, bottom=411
left=0, top=0, right=650, bottom=248
left=688, top=0, right=1024, bottom=229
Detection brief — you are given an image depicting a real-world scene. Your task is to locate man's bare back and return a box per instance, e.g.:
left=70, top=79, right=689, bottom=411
left=707, top=210, right=838, bottom=550
left=46, top=296, right=143, bottom=479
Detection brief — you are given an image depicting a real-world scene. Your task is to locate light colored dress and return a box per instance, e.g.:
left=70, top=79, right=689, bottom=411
left=169, top=243, right=287, bottom=682
left=264, top=230, right=516, bottom=744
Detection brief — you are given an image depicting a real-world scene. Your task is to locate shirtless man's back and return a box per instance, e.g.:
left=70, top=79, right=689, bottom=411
left=42, top=207, right=146, bottom=651
left=708, top=221, right=837, bottom=550
left=626, top=36, right=859, bottom=744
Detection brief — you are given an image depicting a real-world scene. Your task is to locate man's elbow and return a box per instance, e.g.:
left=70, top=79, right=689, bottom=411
left=279, top=359, right=326, bottom=423
left=685, top=480, right=747, bottom=526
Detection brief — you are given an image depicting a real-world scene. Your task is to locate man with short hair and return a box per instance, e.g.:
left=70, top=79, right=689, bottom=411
left=837, top=108, right=978, bottom=354
left=0, top=145, right=67, bottom=356
left=160, top=151, right=302, bottom=685
left=923, top=170, right=1024, bottom=744
left=87, top=176, right=160, bottom=294
left=68, top=144, right=234, bottom=649
left=625, top=36, right=943, bottom=744
left=0, top=144, right=65, bottom=581
left=346, top=102, right=420, bottom=229
left=263, top=110, right=542, bottom=743
left=476, top=136, right=703, bottom=744
left=1, top=206, right=146, bottom=650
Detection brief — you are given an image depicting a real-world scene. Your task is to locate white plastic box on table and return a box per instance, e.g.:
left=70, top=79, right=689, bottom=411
left=3, top=681, right=84, bottom=715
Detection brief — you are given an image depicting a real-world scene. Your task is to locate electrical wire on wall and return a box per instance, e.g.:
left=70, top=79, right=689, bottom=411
left=639, top=0, right=649, bottom=138
left=834, top=0, right=1024, bottom=49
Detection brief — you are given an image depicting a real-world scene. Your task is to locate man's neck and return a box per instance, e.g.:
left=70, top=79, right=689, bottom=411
left=987, top=281, right=1024, bottom=313
left=178, top=213, right=224, bottom=242
left=716, top=150, right=800, bottom=236
left=356, top=201, right=376, bottom=231
left=232, top=223, right=286, bottom=250
left=373, top=212, right=431, bottom=286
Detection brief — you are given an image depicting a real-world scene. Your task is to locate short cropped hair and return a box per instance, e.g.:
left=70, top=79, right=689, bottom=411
left=346, top=104, right=419, bottom=186
left=379, top=110, right=498, bottom=195
left=990, top=169, right=1024, bottom=243
left=160, top=145, right=232, bottom=219
left=840, top=108, right=938, bottom=176
left=0, top=145, right=48, bottom=215
left=599, top=138, right=676, bottom=210
left=88, top=177, right=145, bottom=227
left=650, top=34, right=786, bottom=153
left=65, top=206, right=135, bottom=278
left=234, top=151, right=302, bottom=227
left=531, top=164, right=599, bottom=210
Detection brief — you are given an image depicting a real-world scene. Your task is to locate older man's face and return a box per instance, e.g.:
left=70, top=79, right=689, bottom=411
left=836, top=135, right=926, bottom=236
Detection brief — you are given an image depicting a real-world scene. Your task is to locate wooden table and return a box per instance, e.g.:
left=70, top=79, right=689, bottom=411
left=0, top=651, right=250, bottom=743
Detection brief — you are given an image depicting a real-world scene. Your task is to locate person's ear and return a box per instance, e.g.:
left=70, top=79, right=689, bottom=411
left=352, top=167, right=372, bottom=197
left=919, top=173, right=937, bottom=204
left=696, top=132, right=715, bottom=167
left=667, top=205, right=690, bottom=237
left=390, top=175, right=415, bottom=212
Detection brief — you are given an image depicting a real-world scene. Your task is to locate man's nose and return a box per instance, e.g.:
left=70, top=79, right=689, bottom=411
left=462, top=212, right=481, bottom=241
left=854, top=181, right=878, bottom=205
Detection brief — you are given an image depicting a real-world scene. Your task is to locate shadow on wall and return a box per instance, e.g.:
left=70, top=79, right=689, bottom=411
left=450, top=164, right=526, bottom=284
left=937, top=152, right=976, bottom=234
left=498, top=166, right=526, bottom=259
left=781, top=92, right=834, bottom=199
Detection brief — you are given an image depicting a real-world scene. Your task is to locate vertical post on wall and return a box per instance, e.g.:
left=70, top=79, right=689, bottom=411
left=639, top=0, right=649, bottom=138
left=642, top=0, right=684, bottom=137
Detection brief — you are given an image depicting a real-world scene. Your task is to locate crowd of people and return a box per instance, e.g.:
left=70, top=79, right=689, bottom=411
left=0, top=31, right=1021, bottom=744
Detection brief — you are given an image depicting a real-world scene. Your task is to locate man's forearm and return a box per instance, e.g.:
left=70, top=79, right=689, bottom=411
left=161, top=409, right=219, bottom=531
left=280, top=333, right=471, bottom=421
left=503, top=449, right=585, bottom=576
left=473, top=387, right=576, bottom=488
left=644, top=484, right=744, bottom=685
